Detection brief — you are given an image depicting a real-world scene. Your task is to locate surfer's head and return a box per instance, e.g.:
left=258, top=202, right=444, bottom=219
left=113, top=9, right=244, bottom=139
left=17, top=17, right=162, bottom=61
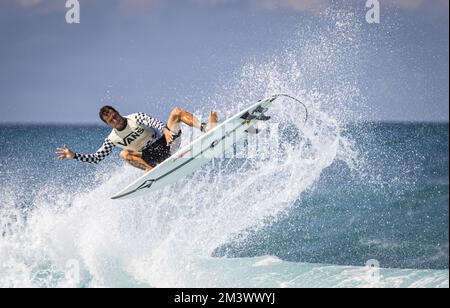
left=99, top=106, right=127, bottom=130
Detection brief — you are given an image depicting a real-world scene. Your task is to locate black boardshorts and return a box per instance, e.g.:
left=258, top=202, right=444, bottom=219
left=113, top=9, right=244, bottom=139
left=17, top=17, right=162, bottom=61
left=141, top=131, right=182, bottom=167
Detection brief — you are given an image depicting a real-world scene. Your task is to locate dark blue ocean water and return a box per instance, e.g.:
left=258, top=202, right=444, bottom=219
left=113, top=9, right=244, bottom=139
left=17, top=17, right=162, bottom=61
left=215, top=123, right=449, bottom=270
left=0, top=123, right=448, bottom=286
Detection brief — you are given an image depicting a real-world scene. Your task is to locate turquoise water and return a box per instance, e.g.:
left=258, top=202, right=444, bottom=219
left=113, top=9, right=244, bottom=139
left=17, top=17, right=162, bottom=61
left=0, top=122, right=448, bottom=288
left=215, top=123, right=449, bottom=270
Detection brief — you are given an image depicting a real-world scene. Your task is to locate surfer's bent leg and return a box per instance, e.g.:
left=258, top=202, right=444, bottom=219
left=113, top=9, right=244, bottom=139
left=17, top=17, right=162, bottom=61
left=167, top=107, right=218, bottom=133
left=167, top=107, right=201, bottom=132
left=119, top=150, right=153, bottom=172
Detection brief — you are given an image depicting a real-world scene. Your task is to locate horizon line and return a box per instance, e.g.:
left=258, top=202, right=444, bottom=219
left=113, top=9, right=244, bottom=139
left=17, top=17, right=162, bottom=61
left=0, top=120, right=449, bottom=127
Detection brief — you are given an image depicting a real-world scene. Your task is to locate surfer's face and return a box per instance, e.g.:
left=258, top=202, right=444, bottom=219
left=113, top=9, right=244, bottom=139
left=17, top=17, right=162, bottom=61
left=104, top=111, right=126, bottom=130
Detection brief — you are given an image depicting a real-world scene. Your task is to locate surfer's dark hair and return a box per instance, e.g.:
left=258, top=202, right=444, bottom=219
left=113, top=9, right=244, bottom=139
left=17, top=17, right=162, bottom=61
left=99, top=106, right=118, bottom=123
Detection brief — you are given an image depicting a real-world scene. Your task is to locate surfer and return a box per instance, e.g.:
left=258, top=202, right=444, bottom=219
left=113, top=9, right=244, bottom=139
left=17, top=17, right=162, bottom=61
left=56, top=106, right=218, bottom=172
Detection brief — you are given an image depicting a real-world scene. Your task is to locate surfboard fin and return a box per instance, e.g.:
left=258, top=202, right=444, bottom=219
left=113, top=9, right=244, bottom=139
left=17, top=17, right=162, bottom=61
left=253, top=106, right=271, bottom=121
left=241, top=105, right=271, bottom=122
left=254, top=106, right=268, bottom=114
left=241, top=112, right=256, bottom=122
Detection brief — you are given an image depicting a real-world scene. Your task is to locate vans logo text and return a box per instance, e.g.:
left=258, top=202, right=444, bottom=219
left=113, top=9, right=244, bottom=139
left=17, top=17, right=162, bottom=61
left=118, top=127, right=145, bottom=147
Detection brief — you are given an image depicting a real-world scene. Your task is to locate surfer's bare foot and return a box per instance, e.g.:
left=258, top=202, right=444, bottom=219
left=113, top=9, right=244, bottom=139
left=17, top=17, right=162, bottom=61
left=207, top=112, right=218, bottom=131
left=144, top=168, right=153, bottom=173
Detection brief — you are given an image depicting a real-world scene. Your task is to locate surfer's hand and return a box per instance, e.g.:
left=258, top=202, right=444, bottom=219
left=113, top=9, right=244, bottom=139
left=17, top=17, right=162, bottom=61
left=56, top=145, right=75, bottom=160
left=163, top=128, right=175, bottom=145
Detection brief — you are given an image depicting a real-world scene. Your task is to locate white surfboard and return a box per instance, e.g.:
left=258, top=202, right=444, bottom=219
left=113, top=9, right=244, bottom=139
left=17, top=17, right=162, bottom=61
left=111, top=95, right=280, bottom=200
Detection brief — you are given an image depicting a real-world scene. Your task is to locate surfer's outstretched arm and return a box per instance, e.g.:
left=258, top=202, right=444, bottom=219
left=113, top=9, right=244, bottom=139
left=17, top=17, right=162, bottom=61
left=56, top=145, right=75, bottom=160
left=56, top=138, right=115, bottom=164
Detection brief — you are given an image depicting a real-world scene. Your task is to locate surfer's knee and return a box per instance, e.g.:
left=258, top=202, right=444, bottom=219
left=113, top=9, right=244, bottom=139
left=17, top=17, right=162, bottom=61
left=119, top=150, right=131, bottom=161
left=170, top=107, right=183, bottom=121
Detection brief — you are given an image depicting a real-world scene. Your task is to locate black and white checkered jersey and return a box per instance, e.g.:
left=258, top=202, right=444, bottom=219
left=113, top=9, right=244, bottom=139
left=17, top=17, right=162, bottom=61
left=74, top=112, right=166, bottom=164
left=135, top=112, right=165, bottom=132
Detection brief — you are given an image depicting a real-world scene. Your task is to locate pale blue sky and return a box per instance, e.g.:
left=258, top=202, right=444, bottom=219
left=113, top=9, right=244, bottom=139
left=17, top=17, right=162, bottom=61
left=0, top=0, right=448, bottom=123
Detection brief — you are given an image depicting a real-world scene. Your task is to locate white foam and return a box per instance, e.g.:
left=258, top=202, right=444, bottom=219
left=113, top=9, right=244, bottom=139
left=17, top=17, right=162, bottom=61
left=253, top=256, right=283, bottom=267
